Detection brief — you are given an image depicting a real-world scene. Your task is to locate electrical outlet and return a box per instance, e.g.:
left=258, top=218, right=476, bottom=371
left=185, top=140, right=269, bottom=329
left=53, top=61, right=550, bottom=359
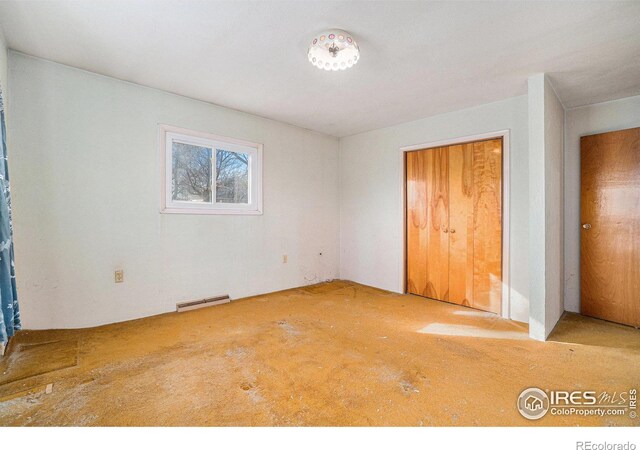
left=115, top=270, right=124, bottom=283
left=282, top=255, right=288, bottom=263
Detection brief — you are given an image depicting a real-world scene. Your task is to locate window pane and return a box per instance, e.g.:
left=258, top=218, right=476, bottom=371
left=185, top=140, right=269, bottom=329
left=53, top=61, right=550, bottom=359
left=216, top=149, right=249, bottom=204
left=172, top=142, right=212, bottom=203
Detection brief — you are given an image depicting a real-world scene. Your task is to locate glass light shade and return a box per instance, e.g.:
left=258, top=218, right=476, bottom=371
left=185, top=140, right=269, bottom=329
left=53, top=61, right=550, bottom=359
left=307, top=29, right=360, bottom=71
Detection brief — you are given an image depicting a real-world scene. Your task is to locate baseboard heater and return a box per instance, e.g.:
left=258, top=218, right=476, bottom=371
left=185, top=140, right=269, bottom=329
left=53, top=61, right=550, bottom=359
left=176, top=295, right=230, bottom=312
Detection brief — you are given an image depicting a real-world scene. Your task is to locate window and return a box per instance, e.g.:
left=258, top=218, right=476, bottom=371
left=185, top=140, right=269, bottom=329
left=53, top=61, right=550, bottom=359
left=160, top=125, right=262, bottom=215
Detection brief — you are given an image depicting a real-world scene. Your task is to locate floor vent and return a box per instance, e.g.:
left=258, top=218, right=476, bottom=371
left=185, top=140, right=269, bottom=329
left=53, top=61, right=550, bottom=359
left=176, top=295, right=230, bottom=312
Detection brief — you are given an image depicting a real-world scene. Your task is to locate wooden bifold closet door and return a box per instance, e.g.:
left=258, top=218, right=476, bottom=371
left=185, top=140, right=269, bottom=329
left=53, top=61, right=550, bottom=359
left=406, top=138, right=502, bottom=314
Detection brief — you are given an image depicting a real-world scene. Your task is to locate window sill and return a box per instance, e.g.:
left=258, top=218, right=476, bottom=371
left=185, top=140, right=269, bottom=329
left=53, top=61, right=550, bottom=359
left=160, top=207, right=263, bottom=216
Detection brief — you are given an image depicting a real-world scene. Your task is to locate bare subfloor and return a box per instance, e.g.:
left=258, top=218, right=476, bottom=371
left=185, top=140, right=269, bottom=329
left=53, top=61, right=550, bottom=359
left=1, top=281, right=638, bottom=426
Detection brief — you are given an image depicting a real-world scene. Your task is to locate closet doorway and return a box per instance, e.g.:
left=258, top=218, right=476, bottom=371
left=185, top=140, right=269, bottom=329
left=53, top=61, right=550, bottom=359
left=404, top=136, right=504, bottom=315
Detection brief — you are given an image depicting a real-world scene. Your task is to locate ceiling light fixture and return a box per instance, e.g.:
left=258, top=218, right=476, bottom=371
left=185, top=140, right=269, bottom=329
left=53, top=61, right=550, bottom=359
left=308, top=29, right=360, bottom=71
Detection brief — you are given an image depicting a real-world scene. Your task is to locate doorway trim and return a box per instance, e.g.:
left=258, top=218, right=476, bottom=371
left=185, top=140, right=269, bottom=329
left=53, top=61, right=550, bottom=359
left=398, top=129, right=511, bottom=319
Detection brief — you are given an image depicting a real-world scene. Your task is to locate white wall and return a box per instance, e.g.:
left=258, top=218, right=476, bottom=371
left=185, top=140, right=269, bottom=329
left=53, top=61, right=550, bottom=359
left=8, top=53, right=340, bottom=329
left=339, top=95, right=530, bottom=323
left=527, top=76, right=545, bottom=338
left=13, top=49, right=637, bottom=333
left=527, top=74, right=565, bottom=340
left=564, top=95, right=640, bottom=313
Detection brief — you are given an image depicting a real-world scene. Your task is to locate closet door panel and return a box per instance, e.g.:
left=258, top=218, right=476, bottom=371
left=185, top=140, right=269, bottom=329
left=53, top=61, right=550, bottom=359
left=425, top=147, right=450, bottom=301
left=406, top=148, right=449, bottom=300
left=472, top=138, right=502, bottom=314
left=448, top=143, right=474, bottom=306
left=406, top=150, right=429, bottom=296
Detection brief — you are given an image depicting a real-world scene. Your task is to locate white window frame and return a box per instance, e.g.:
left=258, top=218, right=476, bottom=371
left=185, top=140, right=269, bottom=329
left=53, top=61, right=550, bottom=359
left=160, top=124, right=263, bottom=215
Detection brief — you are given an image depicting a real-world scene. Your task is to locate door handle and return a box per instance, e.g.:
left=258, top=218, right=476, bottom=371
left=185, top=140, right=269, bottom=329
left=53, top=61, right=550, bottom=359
left=582, top=223, right=592, bottom=230
left=443, top=228, right=448, bottom=233
left=450, top=228, right=456, bottom=234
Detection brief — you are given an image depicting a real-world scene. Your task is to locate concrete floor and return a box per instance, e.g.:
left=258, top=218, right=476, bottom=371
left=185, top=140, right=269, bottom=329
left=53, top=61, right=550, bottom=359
left=0, top=280, right=638, bottom=426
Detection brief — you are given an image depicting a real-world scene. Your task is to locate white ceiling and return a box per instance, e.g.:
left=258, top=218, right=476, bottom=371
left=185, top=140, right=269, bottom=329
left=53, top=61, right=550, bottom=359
left=1, top=1, right=639, bottom=137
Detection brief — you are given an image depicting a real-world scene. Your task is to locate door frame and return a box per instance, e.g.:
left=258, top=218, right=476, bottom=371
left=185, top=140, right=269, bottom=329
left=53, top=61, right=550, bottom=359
left=399, top=129, right=511, bottom=319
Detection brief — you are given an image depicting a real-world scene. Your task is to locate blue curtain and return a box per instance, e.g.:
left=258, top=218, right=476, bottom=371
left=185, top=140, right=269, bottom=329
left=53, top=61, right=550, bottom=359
left=0, top=84, right=20, bottom=345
